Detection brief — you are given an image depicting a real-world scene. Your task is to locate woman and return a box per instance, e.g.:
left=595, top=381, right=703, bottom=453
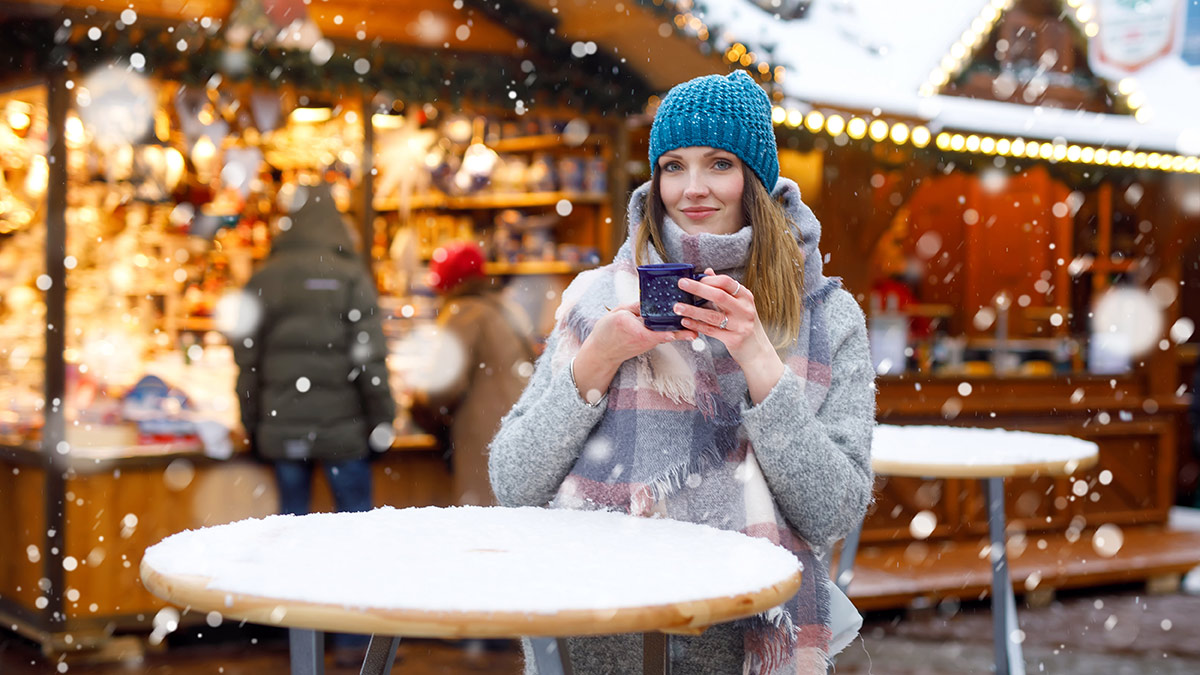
left=412, top=240, right=535, bottom=506
left=489, top=70, right=875, bottom=674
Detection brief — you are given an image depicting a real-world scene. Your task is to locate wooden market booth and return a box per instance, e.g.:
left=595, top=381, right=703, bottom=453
left=647, top=0, right=1200, bottom=609
left=0, top=0, right=730, bottom=657
left=2, top=0, right=1200, bottom=660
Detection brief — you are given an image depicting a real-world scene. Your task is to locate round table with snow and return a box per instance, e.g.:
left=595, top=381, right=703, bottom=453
left=140, top=505, right=803, bottom=675
left=836, top=425, right=1099, bottom=675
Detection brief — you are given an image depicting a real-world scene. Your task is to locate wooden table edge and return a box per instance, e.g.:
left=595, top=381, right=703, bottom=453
left=139, top=560, right=802, bottom=639
left=871, top=452, right=1099, bottom=479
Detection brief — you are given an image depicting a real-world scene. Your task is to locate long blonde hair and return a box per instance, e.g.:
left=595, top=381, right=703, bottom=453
left=634, top=165, right=805, bottom=350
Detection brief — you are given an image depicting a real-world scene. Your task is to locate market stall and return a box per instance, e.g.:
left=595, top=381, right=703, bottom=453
left=0, top=0, right=689, bottom=655
left=635, top=0, right=1200, bottom=607
left=6, top=0, right=1198, bottom=657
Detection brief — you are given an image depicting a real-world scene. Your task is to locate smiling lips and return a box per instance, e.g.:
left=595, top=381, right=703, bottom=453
left=680, top=206, right=719, bottom=220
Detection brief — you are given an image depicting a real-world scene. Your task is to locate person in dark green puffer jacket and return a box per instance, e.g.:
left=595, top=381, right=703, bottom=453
left=232, top=179, right=396, bottom=518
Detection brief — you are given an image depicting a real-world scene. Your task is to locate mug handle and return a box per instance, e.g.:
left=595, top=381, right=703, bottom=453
left=690, top=272, right=709, bottom=306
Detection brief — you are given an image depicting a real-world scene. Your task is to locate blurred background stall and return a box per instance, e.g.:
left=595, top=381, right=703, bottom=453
left=0, top=0, right=1199, bottom=667
left=0, top=0, right=731, bottom=659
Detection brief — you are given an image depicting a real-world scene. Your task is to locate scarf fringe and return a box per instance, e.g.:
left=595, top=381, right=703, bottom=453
left=563, top=305, right=597, bottom=345
left=643, top=344, right=698, bottom=406
left=743, top=625, right=829, bottom=675
left=757, top=604, right=798, bottom=636
left=743, top=627, right=832, bottom=675
left=645, top=442, right=730, bottom=503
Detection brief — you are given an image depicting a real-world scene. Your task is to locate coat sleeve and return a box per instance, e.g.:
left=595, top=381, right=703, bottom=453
left=487, top=326, right=607, bottom=507
left=347, top=272, right=396, bottom=434
left=741, top=289, right=876, bottom=547
left=231, top=284, right=263, bottom=440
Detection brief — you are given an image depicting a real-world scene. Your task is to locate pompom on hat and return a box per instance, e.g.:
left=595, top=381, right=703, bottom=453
left=428, top=241, right=486, bottom=293
left=649, top=70, right=779, bottom=191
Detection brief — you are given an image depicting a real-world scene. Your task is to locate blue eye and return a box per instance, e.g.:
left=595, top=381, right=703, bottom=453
left=714, top=158, right=733, bottom=170
left=661, top=161, right=682, bottom=172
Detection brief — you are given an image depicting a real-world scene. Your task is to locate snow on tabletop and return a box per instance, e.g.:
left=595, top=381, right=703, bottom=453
left=873, top=425, right=1099, bottom=468
left=141, top=506, right=800, bottom=614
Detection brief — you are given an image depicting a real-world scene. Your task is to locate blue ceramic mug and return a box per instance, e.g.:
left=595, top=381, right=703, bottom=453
left=637, top=263, right=709, bottom=331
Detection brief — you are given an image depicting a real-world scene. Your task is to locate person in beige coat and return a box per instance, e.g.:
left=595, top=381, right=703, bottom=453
left=413, top=241, right=535, bottom=506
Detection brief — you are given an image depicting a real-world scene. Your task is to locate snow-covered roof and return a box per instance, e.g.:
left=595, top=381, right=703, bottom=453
left=690, top=0, right=1200, bottom=159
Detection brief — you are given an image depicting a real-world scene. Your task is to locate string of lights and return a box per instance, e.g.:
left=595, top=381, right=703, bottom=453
left=641, top=0, right=1198, bottom=174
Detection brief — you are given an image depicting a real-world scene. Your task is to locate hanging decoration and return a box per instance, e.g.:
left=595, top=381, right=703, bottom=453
left=374, top=110, right=438, bottom=220
left=225, top=0, right=322, bottom=51
left=249, top=90, right=283, bottom=134
left=0, top=13, right=649, bottom=115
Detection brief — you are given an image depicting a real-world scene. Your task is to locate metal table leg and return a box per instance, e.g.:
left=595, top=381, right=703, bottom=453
left=985, top=477, right=1025, bottom=675
left=289, top=628, right=324, bottom=675
left=836, top=519, right=864, bottom=593
left=643, top=632, right=670, bottom=675
left=530, top=637, right=574, bottom=675
left=359, top=635, right=401, bottom=675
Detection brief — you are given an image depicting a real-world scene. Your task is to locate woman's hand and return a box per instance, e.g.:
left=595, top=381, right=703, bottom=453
left=572, top=302, right=697, bottom=404
left=674, top=269, right=786, bottom=404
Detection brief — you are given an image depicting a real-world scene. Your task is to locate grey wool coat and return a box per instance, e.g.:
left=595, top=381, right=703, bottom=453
left=488, top=180, right=876, bottom=674
left=233, top=182, right=395, bottom=462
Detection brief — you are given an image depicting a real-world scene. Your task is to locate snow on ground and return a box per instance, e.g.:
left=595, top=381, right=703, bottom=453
left=873, top=424, right=1099, bottom=468
left=142, top=505, right=800, bottom=614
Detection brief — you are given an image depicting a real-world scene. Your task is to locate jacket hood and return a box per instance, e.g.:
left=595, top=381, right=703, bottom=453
left=623, top=177, right=834, bottom=302
left=270, top=181, right=357, bottom=259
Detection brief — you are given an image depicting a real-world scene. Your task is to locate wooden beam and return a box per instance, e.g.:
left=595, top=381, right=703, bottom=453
left=819, top=145, right=932, bottom=299
left=357, top=92, right=374, bottom=271
left=1094, top=181, right=1113, bottom=295
left=2, top=0, right=527, bottom=55
left=42, top=68, right=69, bottom=633
left=303, top=0, right=524, bottom=54
left=2, top=0, right=231, bottom=21
left=1143, top=177, right=1184, bottom=398
left=845, top=523, right=1200, bottom=611
left=522, top=0, right=729, bottom=92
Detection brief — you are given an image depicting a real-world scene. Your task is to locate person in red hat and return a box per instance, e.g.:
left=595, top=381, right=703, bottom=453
left=427, top=240, right=486, bottom=294
left=412, top=240, right=535, bottom=507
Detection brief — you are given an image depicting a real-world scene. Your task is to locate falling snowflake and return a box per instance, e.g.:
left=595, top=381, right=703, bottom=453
left=1092, top=287, right=1164, bottom=358
left=1092, top=523, right=1124, bottom=558
left=909, top=510, right=937, bottom=539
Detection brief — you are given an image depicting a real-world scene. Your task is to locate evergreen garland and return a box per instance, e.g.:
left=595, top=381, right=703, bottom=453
left=0, top=11, right=650, bottom=115
left=630, top=0, right=778, bottom=88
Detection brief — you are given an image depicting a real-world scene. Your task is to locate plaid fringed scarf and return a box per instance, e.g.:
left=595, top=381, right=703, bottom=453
left=547, top=178, right=840, bottom=674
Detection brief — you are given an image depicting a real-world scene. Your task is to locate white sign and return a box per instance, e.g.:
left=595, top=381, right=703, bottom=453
left=1091, top=0, right=1185, bottom=75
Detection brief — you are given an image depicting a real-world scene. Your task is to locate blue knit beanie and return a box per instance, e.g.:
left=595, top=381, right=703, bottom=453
left=649, top=70, right=779, bottom=192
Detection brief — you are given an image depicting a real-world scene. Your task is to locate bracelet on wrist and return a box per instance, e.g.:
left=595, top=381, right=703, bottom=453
left=568, top=356, right=606, bottom=408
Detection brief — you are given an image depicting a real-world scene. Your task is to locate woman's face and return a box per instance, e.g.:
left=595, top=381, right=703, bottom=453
left=657, top=146, right=745, bottom=236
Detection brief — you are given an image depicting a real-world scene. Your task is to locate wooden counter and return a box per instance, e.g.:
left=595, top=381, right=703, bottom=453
left=0, top=433, right=449, bottom=654
left=871, top=373, right=1187, bottom=544
left=841, top=372, right=1200, bottom=610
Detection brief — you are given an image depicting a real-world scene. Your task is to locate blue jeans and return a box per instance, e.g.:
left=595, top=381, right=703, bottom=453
left=273, top=457, right=373, bottom=516
left=273, top=457, right=374, bottom=651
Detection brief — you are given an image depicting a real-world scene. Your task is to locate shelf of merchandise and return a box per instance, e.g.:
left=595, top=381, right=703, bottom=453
left=179, top=316, right=218, bottom=332
left=487, top=133, right=605, bottom=153
left=376, top=190, right=609, bottom=212
left=482, top=261, right=597, bottom=276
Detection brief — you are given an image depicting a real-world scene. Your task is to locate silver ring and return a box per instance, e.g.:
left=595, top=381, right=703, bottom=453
left=732, top=283, right=741, bottom=298
left=718, top=315, right=729, bottom=330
